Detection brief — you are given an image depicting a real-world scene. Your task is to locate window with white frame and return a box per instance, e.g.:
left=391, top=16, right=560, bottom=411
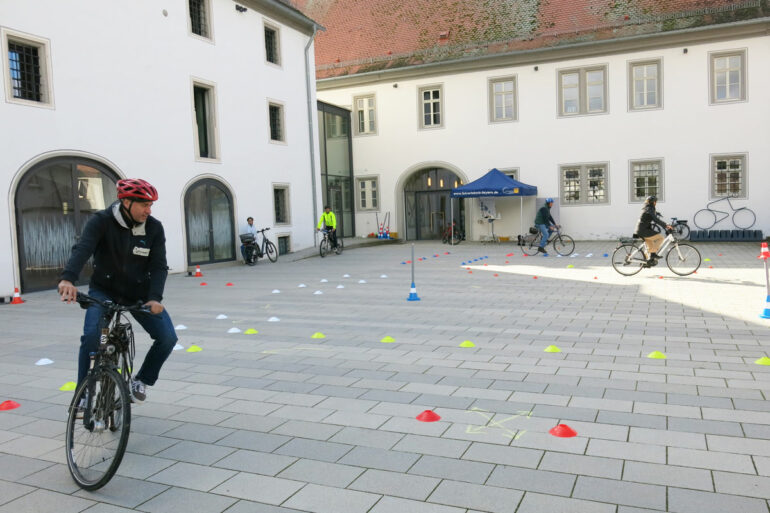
left=500, top=168, right=519, bottom=181
left=419, top=85, right=443, bottom=128
left=192, top=82, right=219, bottom=159
left=630, top=160, right=663, bottom=202
left=357, top=177, right=379, bottom=211
left=2, top=29, right=54, bottom=107
left=324, top=112, right=349, bottom=138
left=560, top=163, right=609, bottom=205
left=711, top=154, right=746, bottom=198
left=489, top=77, right=516, bottom=122
left=710, top=50, right=746, bottom=104
left=264, top=24, right=280, bottom=65
left=629, top=60, right=662, bottom=110
left=269, top=102, right=285, bottom=142
left=559, top=66, right=607, bottom=116
left=273, top=185, right=290, bottom=224
left=354, top=95, right=376, bottom=135
left=188, top=0, right=211, bottom=39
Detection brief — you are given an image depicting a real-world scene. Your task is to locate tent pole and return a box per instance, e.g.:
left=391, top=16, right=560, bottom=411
left=450, top=199, right=454, bottom=246
left=520, top=197, right=523, bottom=236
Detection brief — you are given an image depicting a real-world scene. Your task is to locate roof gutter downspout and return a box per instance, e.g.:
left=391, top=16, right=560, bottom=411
left=305, top=23, right=323, bottom=246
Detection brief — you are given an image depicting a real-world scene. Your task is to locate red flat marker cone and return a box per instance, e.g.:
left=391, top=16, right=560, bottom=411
left=0, top=400, right=20, bottom=411
left=494, top=274, right=499, bottom=277
left=506, top=253, right=513, bottom=257
left=533, top=276, right=538, bottom=279
left=549, top=424, right=577, bottom=437
left=200, top=282, right=208, bottom=286
left=505, top=260, right=510, bottom=263
left=226, top=282, right=234, bottom=287
left=406, top=260, right=412, bottom=264
left=416, top=410, right=441, bottom=422
left=468, top=271, right=473, bottom=274
left=594, top=276, right=598, bottom=279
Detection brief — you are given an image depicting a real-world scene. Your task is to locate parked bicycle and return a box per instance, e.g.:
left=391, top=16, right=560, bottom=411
left=693, top=196, right=756, bottom=230
left=65, top=293, right=145, bottom=490
left=519, top=227, right=575, bottom=256
left=612, top=229, right=701, bottom=276
left=241, top=227, right=278, bottom=265
left=319, top=228, right=343, bottom=257
left=441, top=222, right=463, bottom=244
left=652, top=213, right=690, bottom=240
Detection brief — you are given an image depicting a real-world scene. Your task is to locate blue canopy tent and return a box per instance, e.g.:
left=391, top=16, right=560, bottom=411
left=450, top=169, right=538, bottom=243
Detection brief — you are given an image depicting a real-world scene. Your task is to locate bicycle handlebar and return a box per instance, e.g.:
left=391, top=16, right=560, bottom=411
left=257, top=228, right=270, bottom=233
left=76, top=293, right=151, bottom=314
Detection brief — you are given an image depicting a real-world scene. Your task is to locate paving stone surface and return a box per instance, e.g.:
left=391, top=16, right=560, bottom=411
left=1, top=241, right=770, bottom=512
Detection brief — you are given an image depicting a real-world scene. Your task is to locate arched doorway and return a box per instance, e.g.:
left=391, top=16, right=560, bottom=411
left=184, top=179, right=235, bottom=265
left=404, top=168, right=465, bottom=240
left=15, top=157, right=119, bottom=292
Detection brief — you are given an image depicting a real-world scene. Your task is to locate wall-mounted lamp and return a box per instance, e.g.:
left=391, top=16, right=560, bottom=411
left=235, top=4, right=247, bottom=12
left=427, top=177, right=432, bottom=187
left=454, top=180, right=458, bottom=188
left=439, top=179, right=444, bottom=188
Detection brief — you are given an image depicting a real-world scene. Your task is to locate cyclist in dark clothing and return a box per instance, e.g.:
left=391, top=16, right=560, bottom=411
left=58, top=178, right=177, bottom=404
left=635, top=195, right=672, bottom=267
left=534, top=198, right=560, bottom=255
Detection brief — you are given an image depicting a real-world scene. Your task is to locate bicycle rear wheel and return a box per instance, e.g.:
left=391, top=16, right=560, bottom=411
left=673, top=223, right=690, bottom=240
left=66, top=368, right=131, bottom=490
left=611, top=243, right=645, bottom=276
left=319, top=239, right=328, bottom=258
left=693, top=209, right=717, bottom=230
left=265, top=241, right=278, bottom=262
left=553, top=234, right=575, bottom=256
left=732, top=208, right=756, bottom=229
left=521, top=235, right=540, bottom=256
left=666, top=243, right=701, bottom=276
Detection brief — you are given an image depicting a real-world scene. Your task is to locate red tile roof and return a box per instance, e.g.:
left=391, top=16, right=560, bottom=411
left=286, top=0, right=767, bottom=79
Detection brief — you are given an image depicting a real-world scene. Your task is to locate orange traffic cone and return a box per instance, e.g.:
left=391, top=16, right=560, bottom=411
left=194, top=265, right=203, bottom=277
left=10, top=288, right=24, bottom=305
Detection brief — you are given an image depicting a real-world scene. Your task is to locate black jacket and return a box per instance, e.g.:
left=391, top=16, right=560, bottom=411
left=60, top=202, right=168, bottom=304
left=635, top=204, right=667, bottom=237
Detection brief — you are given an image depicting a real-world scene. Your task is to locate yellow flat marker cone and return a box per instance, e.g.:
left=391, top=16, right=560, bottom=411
left=704, top=258, right=711, bottom=262
left=380, top=336, right=395, bottom=343
left=186, top=345, right=202, bottom=353
left=459, top=340, right=475, bottom=348
left=567, top=264, right=574, bottom=268
left=244, top=328, right=259, bottom=335
left=647, top=351, right=667, bottom=359
left=311, top=332, right=326, bottom=339
left=544, top=345, right=561, bottom=353
left=59, top=381, right=77, bottom=391
left=755, top=357, right=770, bottom=366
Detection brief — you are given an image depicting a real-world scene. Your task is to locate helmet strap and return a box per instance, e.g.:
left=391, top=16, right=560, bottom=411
left=119, top=199, right=140, bottom=227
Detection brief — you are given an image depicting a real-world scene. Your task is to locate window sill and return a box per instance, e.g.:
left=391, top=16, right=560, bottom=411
left=6, top=97, right=55, bottom=110
left=195, top=156, right=221, bottom=164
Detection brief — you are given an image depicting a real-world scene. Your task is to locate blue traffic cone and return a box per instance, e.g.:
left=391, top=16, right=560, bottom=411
left=761, top=295, right=770, bottom=319
left=407, top=282, right=421, bottom=301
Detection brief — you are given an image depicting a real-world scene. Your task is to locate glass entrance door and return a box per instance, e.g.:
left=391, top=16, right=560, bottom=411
left=414, top=191, right=459, bottom=239
left=15, top=158, right=118, bottom=292
left=185, top=179, right=235, bottom=265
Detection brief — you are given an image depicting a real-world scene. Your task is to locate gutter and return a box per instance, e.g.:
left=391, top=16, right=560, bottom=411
left=305, top=23, right=324, bottom=245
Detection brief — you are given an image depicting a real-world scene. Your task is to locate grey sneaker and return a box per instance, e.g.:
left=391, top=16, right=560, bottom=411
left=130, top=379, right=146, bottom=404
left=75, top=395, right=88, bottom=420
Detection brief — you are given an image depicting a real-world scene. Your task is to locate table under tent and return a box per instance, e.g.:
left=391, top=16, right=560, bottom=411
left=450, top=168, right=538, bottom=243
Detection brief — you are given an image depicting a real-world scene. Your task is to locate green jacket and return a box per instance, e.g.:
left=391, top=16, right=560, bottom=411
left=317, top=211, right=336, bottom=229
left=534, top=205, right=555, bottom=226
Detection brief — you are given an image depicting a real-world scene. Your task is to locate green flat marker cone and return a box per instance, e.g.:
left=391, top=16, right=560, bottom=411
left=311, top=332, right=326, bottom=339
left=59, top=381, right=77, bottom=391
left=544, top=345, right=561, bottom=353
left=186, top=345, right=202, bottom=353
left=647, top=351, right=667, bottom=359
left=244, top=328, right=259, bottom=335
left=380, top=336, right=395, bottom=343
left=755, top=357, right=770, bottom=366
left=459, top=340, right=475, bottom=348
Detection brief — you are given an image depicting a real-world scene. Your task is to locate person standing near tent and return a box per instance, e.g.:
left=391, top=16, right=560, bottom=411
left=316, top=205, right=338, bottom=249
left=534, top=198, right=559, bottom=255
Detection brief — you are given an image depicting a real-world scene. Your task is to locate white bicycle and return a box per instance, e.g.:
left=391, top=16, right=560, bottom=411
left=612, top=230, right=701, bottom=276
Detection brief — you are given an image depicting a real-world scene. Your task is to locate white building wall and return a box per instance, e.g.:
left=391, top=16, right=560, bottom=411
left=0, top=0, right=322, bottom=294
left=318, top=33, right=770, bottom=241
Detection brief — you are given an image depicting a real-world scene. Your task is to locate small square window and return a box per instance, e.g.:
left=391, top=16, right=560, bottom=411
left=630, top=160, right=664, bottom=202
left=418, top=85, right=443, bottom=129
left=489, top=77, right=517, bottom=122
left=269, top=103, right=285, bottom=142
left=629, top=59, right=662, bottom=110
left=711, top=154, right=746, bottom=198
left=277, top=235, right=290, bottom=255
left=356, top=177, right=379, bottom=211
left=274, top=186, right=290, bottom=223
left=558, top=66, right=608, bottom=116
left=264, top=25, right=280, bottom=65
left=559, top=163, right=609, bottom=205
left=2, top=29, right=54, bottom=107
left=189, top=0, right=211, bottom=39
left=710, top=50, right=746, bottom=104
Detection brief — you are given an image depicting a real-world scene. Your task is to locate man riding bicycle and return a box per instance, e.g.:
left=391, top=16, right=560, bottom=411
left=58, top=178, right=177, bottom=404
left=534, top=198, right=560, bottom=256
left=635, top=195, right=672, bottom=267
left=316, top=205, right=338, bottom=250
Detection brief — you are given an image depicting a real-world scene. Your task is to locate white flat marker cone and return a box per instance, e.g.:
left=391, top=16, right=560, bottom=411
left=320, top=279, right=328, bottom=283
left=173, top=344, right=184, bottom=351
left=175, top=324, right=187, bottom=330
left=268, top=316, right=280, bottom=322
left=272, top=289, right=281, bottom=294
left=359, top=279, right=367, bottom=284
left=570, top=253, right=579, bottom=257
left=337, top=285, right=345, bottom=289
left=380, top=274, right=388, bottom=278
left=343, top=274, right=351, bottom=278
left=556, top=254, right=563, bottom=258
left=35, top=358, right=54, bottom=366
left=298, top=284, right=307, bottom=288
left=228, top=327, right=241, bottom=334
left=216, top=314, right=228, bottom=320
left=314, top=290, right=323, bottom=295
left=586, top=253, right=593, bottom=257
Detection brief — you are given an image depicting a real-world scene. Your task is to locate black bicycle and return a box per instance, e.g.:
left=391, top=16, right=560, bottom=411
left=65, top=293, right=147, bottom=490
left=520, top=227, right=575, bottom=256
left=652, top=214, right=690, bottom=240
left=319, top=228, right=343, bottom=257
left=693, top=196, right=756, bottom=230
left=241, top=228, right=278, bottom=265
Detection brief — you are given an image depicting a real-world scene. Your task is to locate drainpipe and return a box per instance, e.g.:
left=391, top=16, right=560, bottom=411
left=305, top=24, right=323, bottom=246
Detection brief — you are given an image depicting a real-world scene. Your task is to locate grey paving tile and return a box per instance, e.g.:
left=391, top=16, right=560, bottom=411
left=667, top=417, right=743, bottom=436
left=220, top=501, right=305, bottom=513
left=628, top=426, right=707, bottom=449
left=138, top=486, right=237, bottom=513
left=623, top=461, right=713, bottom=491
left=215, top=431, right=291, bottom=453
left=408, top=454, right=494, bottom=484
left=538, top=452, right=622, bottom=479
left=160, top=423, right=234, bottom=443
left=270, top=420, right=342, bottom=441
left=216, top=414, right=286, bottom=433
left=147, top=462, right=236, bottom=492
left=668, top=487, right=769, bottom=513
left=0, top=454, right=53, bottom=481
left=668, top=447, right=756, bottom=473
left=17, top=463, right=83, bottom=494
left=573, top=476, right=666, bottom=510
left=368, top=496, right=465, bottom=513
left=321, top=411, right=390, bottom=429
left=328, top=426, right=403, bottom=449
left=486, top=465, right=575, bottom=496
left=461, top=442, right=542, bottom=468
left=210, top=473, right=304, bottom=505
left=277, top=458, right=363, bottom=487
left=427, top=480, right=523, bottom=513
left=0, top=480, right=35, bottom=507
left=213, top=449, right=296, bottom=476
left=713, top=471, right=770, bottom=499
left=392, top=434, right=470, bottom=458
left=155, top=440, right=235, bottom=465
left=338, top=446, right=419, bottom=472
left=274, top=438, right=353, bottom=463
left=282, top=483, right=380, bottom=513
left=0, top=488, right=94, bottom=513
left=348, top=469, right=440, bottom=500
left=586, top=439, right=666, bottom=464
left=596, top=411, right=667, bottom=429
left=706, top=434, right=770, bottom=457
left=515, top=491, right=615, bottom=513
left=73, top=475, right=168, bottom=508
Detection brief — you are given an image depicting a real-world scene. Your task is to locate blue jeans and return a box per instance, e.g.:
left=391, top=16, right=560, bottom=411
left=537, top=224, right=552, bottom=249
left=78, top=288, right=177, bottom=387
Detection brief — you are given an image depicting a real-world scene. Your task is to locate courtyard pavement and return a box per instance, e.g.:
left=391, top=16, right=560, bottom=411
left=1, top=240, right=770, bottom=513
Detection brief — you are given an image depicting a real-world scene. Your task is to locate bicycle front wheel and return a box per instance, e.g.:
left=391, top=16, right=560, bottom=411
left=335, top=238, right=344, bottom=255
left=673, top=223, right=690, bottom=240
left=319, top=239, right=328, bottom=258
left=66, top=368, right=131, bottom=490
left=521, top=236, right=540, bottom=256
left=693, top=209, right=716, bottom=230
left=611, top=244, right=645, bottom=276
left=732, top=208, right=756, bottom=229
left=666, top=243, right=701, bottom=276
left=265, top=241, right=278, bottom=262
left=553, top=234, right=575, bottom=256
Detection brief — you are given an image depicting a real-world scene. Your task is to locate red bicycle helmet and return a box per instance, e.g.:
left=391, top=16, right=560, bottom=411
left=117, top=179, right=158, bottom=201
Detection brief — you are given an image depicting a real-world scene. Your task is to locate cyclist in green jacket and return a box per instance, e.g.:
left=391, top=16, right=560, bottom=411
left=316, top=206, right=338, bottom=249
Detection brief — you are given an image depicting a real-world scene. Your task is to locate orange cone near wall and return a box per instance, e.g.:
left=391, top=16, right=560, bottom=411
left=10, top=288, right=24, bottom=305
left=194, top=265, right=203, bottom=277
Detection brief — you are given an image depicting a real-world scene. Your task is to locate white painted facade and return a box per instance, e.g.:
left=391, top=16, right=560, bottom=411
left=0, top=0, right=322, bottom=294
left=317, top=21, right=770, bottom=242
